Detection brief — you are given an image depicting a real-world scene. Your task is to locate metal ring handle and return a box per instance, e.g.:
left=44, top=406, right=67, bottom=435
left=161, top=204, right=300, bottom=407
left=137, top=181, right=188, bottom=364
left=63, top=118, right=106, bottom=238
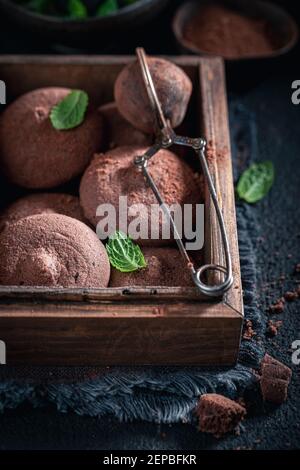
left=194, top=144, right=233, bottom=296
left=193, top=264, right=233, bottom=297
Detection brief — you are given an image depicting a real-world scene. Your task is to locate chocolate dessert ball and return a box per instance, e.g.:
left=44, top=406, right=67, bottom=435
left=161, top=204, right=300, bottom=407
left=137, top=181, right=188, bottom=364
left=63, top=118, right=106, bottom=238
left=0, top=193, right=86, bottom=231
left=0, top=214, right=110, bottom=288
left=110, top=248, right=194, bottom=287
left=114, top=58, right=192, bottom=133
left=79, top=146, right=201, bottom=245
left=0, top=88, right=104, bottom=189
left=99, top=102, right=153, bottom=149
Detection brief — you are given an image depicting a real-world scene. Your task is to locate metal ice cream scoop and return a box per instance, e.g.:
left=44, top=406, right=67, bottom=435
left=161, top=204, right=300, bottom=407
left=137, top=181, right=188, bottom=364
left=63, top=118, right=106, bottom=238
left=134, top=47, right=233, bottom=297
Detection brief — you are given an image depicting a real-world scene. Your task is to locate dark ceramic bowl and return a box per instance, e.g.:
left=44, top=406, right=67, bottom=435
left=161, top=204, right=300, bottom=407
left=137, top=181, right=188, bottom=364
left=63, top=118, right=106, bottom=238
left=0, top=0, right=169, bottom=49
left=172, top=0, right=298, bottom=90
left=173, top=0, right=298, bottom=60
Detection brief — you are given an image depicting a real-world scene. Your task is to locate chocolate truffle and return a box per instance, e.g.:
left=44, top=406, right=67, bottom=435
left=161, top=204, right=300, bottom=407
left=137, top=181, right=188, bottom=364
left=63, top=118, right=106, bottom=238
left=109, top=247, right=194, bottom=287
left=79, top=146, right=201, bottom=245
left=0, top=193, right=86, bottom=231
left=195, top=394, right=246, bottom=437
left=0, top=87, right=104, bottom=189
left=0, top=214, right=110, bottom=288
left=99, top=102, right=153, bottom=149
left=114, top=57, right=192, bottom=133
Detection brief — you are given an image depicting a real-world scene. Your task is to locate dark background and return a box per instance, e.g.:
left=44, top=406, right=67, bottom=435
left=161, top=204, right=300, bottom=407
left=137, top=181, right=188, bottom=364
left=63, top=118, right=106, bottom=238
left=0, top=0, right=300, bottom=451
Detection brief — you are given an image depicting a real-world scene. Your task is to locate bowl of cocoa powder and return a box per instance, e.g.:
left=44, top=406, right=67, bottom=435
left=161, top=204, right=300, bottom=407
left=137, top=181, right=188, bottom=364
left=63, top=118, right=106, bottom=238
left=173, top=0, right=298, bottom=60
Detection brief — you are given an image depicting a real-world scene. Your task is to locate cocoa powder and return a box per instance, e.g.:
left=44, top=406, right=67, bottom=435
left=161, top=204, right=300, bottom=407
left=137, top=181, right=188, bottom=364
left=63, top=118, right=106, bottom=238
left=183, top=4, right=277, bottom=59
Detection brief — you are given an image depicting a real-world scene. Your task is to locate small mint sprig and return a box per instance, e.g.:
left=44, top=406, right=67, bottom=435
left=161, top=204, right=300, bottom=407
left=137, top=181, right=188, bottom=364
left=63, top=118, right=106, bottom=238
left=106, top=231, right=147, bottom=273
left=50, top=90, right=89, bottom=130
left=237, top=161, right=274, bottom=203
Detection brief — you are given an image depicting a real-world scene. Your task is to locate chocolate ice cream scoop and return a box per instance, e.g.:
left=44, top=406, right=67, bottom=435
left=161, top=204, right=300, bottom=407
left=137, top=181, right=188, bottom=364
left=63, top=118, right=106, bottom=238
left=0, top=213, right=110, bottom=288
left=0, top=193, right=87, bottom=231
left=114, top=57, right=192, bottom=134
left=79, top=145, right=201, bottom=246
left=99, top=102, right=153, bottom=149
left=0, top=87, right=104, bottom=189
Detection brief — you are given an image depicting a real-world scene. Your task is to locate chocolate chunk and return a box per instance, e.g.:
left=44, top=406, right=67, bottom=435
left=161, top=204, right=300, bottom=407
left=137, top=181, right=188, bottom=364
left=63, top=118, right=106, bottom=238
left=260, top=376, right=289, bottom=404
left=195, top=393, right=246, bottom=437
left=259, top=354, right=292, bottom=404
left=262, top=363, right=291, bottom=382
left=261, top=354, right=292, bottom=381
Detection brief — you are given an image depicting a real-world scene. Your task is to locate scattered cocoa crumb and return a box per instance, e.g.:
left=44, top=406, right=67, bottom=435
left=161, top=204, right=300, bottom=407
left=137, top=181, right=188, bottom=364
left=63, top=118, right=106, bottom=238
left=195, top=394, right=246, bottom=437
left=284, top=290, right=298, bottom=301
left=269, top=298, right=285, bottom=314
left=243, top=320, right=256, bottom=340
left=266, top=320, right=282, bottom=337
left=259, top=354, right=292, bottom=404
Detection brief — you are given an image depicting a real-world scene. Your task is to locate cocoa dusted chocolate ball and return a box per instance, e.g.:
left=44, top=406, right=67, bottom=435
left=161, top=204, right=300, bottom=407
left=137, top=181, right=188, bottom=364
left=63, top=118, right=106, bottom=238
left=114, top=57, right=192, bottom=133
left=109, top=247, right=194, bottom=287
left=0, top=193, right=86, bottom=231
left=0, top=214, right=110, bottom=288
left=99, top=102, right=153, bottom=149
left=79, top=145, right=201, bottom=245
left=0, top=88, right=104, bottom=189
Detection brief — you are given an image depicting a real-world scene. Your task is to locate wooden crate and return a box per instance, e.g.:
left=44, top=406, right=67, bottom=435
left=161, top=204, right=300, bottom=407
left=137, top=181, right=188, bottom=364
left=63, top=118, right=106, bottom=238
left=0, top=55, right=243, bottom=366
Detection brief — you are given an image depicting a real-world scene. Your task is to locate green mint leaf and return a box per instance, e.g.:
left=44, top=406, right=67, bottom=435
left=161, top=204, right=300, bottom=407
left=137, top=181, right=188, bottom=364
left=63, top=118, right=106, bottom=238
left=68, top=0, right=88, bottom=18
left=237, top=161, right=274, bottom=203
left=50, top=90, right=89, bottom=130
left=96, top=0, right=118, bottom=16
left=106, top=231, right=147, bottom=273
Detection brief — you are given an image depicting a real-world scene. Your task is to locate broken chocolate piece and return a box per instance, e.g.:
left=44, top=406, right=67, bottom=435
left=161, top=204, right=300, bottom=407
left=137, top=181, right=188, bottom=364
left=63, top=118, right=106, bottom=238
left=195, top=393, right=246, bottom=437
left=259, top=354, right=292, bottom=404
left=262, top=363, right=291, bottom=382
left=260, top=376, right=289, bottom=404
left=261, top=354, right=292, bottom=381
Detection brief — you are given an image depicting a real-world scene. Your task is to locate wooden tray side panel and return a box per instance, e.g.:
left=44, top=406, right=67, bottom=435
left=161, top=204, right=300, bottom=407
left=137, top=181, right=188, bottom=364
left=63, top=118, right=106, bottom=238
left=199, top=58, right=243, bottom=317
left=0, top=302, right=241, bottom=366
